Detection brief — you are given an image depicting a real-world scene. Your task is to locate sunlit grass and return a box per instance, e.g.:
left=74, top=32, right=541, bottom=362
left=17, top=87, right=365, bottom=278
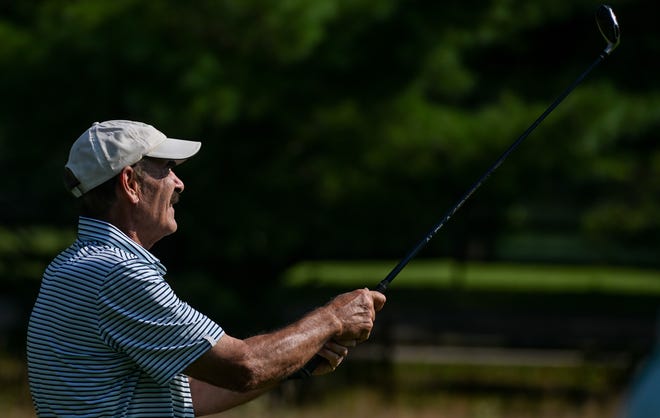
left=283, top=259, right=660, bottom=294
left=211, top=385, right=622, bottom=418
left=2, top=360, right=623, bottom=418
left=0, top=354, right=33, bottom=418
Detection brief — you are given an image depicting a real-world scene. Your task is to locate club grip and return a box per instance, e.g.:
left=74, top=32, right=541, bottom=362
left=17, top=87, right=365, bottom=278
left=288, top=354, right=323, bottom=379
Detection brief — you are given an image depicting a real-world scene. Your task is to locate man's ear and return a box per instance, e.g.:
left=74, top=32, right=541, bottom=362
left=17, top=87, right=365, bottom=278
left=117, top=166, right=140, bottom=204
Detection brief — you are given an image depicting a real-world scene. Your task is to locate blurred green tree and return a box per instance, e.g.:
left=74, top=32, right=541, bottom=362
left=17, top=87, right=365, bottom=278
left=0, top=0, right=658, bottom=292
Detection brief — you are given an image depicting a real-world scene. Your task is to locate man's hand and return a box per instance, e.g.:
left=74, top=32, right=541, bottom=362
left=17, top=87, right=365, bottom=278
left=312, top=339, right=358, bottom=375
left=310, top=288, right=386, bottom=375
left=325, top=288, right=386, bottom=343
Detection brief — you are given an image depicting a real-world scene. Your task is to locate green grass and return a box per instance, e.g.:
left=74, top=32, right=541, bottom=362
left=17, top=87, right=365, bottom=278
left=0, top=354, right=33, bottom=418
left=2, top=354, right=625, bottom=418
left=283, top=259, right=660, bottom=294
left=387, top=362, right=620, bottom=394
left=210, top=384, right=622, bottom=418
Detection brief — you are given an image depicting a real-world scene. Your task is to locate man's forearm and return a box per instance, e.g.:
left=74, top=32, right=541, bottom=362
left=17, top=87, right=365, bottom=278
left=189, top=377, right=274, bottom=416
left=185, top=288, right=381, bottom=394
left=242, top=305, right=342, bottom=376
left=188, top=307, right=338, bottom=416
left=185, top=304, right=341, bottom=392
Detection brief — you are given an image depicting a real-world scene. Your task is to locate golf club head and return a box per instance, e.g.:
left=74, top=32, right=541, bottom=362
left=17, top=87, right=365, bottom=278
left=596, top=4, right=620, bottom=55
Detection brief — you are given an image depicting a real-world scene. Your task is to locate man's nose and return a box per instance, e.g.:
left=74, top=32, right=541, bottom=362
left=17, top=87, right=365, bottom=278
left=172, top=172, right=184, bottom=193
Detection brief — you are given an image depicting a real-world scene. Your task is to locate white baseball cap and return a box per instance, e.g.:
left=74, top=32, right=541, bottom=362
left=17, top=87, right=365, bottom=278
left=65, top=120, right=202, bottom=197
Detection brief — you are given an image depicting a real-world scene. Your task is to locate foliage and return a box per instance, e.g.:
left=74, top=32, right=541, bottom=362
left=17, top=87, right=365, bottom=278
left=0, top=0, right=658, bottom=287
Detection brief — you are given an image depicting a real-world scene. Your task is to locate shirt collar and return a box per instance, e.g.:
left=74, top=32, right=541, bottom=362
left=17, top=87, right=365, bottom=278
left=77, top=216, right=167, bottom=274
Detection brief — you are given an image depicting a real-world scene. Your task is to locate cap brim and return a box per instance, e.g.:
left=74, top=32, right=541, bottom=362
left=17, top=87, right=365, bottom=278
left=145, top=137, right=202, bottom=162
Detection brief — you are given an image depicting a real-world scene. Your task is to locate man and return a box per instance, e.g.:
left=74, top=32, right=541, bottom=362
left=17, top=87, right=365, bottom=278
left=27, top=120, right=386, bottom=417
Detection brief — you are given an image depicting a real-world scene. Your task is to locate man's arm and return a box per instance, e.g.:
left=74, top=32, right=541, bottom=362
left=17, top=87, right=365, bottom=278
left=189, top=340, right=354, bottom=416
left=184, top=289, right=385, bottom=404
left=189, top=376, right=273, bottom=416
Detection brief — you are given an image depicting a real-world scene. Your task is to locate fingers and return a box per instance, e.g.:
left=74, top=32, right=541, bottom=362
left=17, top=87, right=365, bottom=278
left=313, top=289, right=387, bottom=376
left=317, top=337, right=364, bottom=369
left=315, top=341, right=350, bottom=373
left=327, top=288, right=387, bottom=342
left=356, top=328, right=372, bottom=343
left=370, top=289, right=387, bottom=312
left=359, top=288, right=387, bottom=316
left=334, top=338, right=358, bottom=348
left=325, top=340, right=351, bottom=356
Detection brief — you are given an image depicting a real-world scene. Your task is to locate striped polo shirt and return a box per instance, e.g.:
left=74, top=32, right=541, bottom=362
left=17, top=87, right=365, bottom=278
left=27, top=217, right=225, bottom=417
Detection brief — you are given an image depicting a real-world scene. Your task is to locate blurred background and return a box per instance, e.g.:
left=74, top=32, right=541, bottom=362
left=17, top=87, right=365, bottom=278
left=1, top=0, right=659, bottom=417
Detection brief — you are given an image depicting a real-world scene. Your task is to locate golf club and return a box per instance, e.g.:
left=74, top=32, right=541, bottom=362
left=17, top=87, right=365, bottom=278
left=293, top=4, right=620, bottom=379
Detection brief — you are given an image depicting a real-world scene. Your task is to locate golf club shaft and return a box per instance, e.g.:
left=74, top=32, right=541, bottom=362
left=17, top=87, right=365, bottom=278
left=376, top=51, right=610, bottom=293
left=375, top=1, right=620, bottom=294
left=294, top=50, right=610, bottom=379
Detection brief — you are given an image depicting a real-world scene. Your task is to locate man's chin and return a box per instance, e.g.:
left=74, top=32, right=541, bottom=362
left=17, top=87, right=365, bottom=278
left=160, top=219, right=178, bottom=238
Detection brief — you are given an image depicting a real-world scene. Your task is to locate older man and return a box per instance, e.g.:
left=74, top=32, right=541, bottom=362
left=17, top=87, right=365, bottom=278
left=27, top=120, right=386, bottom=417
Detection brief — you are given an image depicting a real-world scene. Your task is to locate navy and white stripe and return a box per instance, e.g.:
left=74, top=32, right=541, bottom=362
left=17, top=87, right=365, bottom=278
left=27, top=217, right=224, bottom=417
